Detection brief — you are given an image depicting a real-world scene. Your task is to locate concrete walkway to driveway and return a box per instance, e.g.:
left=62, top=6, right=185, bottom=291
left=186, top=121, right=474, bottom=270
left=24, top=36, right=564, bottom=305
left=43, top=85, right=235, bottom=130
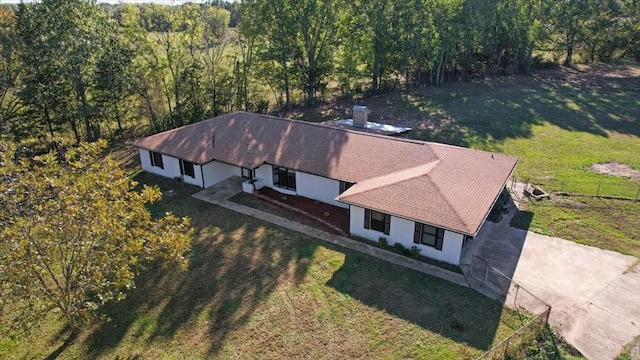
left=461, top=198, right=640, bottom=360
left=192, top=177, right=469, bottom=288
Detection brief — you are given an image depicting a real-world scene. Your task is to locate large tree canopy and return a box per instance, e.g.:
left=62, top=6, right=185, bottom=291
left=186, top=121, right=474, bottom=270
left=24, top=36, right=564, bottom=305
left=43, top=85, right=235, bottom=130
left=0, top=0, right=638, bottom=141
left=0, top=140, right=192, bottom=334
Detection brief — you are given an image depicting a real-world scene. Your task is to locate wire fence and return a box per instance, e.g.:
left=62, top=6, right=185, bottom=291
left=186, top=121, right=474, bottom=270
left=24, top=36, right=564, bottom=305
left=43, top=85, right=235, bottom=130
left=515, top=177, right=640, bottom=201
left=471, top=256, right=552, bottom=360
left=475, top=305, right=551, bottom=360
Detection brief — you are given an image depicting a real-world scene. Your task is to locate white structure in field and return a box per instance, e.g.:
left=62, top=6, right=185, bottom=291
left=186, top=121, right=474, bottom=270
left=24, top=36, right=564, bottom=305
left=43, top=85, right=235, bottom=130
left=132, top=110, right=518, bottom=265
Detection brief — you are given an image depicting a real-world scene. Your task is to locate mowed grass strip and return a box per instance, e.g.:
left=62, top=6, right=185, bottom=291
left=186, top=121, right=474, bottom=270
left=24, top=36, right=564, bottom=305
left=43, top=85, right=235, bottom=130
left=2, top=173, right=525, bottom=359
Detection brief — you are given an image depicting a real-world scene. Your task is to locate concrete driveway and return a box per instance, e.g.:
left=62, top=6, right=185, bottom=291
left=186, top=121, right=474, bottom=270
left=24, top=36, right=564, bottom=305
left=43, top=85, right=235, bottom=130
left=461, top=200, right=640, bottom=360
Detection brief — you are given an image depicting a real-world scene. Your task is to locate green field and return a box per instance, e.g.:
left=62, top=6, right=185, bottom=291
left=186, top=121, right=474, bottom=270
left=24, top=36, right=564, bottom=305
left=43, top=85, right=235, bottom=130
left=287, top=63, right=640, bottom=258
left=2, top=63, right=635, bottom=358
left=1, top=174, right=532, bottom=359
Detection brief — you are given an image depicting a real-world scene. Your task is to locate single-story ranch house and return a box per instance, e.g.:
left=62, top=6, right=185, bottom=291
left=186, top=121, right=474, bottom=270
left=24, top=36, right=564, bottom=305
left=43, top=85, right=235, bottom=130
left=132, top=111, right=518, bottom=265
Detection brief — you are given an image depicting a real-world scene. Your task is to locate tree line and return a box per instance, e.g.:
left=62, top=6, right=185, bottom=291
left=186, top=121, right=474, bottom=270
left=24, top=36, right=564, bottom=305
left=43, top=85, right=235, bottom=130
left=1, top=0, right=639, bottom=145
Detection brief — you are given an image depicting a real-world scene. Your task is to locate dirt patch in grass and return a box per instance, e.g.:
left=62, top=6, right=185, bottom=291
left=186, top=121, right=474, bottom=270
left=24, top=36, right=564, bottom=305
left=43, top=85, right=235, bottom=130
left=552, top=197, right=588, bottom=209
left=589, top=161, right=640, bottom=183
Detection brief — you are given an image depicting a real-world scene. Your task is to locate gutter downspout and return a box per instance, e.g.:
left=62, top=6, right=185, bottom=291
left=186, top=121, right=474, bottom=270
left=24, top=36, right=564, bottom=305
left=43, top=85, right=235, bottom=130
left=200, top=164, right=205, bottom=188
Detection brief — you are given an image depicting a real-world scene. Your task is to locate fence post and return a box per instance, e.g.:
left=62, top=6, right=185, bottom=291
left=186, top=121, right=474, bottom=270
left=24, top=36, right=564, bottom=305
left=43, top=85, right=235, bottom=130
left=561, top=180, right=566, bottom=192
left=503, top=337, right=510, bottom=359
left=636, top=186, right=640, bottom=201
left=597, top=182, right=601, bottom=197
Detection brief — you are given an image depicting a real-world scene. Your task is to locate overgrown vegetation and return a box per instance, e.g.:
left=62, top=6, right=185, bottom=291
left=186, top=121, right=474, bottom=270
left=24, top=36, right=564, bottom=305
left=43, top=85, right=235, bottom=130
left=520, top=326, right=586, bottom=360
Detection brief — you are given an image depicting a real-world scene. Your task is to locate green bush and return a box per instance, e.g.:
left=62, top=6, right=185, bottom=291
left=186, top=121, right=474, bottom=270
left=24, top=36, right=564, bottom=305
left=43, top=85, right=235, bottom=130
left=378, top=237, right=388, bottom=248
left=393, top=242, right=405, bottom=251
left=410, top=246, right=421, bottom=257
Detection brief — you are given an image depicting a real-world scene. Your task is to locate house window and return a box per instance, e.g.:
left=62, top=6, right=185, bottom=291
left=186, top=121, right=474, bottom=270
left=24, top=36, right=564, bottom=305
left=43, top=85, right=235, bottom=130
left=339, top=181, right=354, bottom=194
left=364, top=209, right=390, bottom=235
left=149, top=151, right=164, bottom=169
left=414, top=223, right=444, bottom=250
left=180, top=159, right=195, bottom=178
left=241, top=167, right=255, bottom=179
left=272, top=166, right=296, bottom=190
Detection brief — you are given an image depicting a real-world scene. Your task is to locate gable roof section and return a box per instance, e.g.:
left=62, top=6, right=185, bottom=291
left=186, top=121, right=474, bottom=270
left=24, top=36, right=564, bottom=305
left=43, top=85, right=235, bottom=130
left=338, top=145, right=518, bottom=235
left=132, top=111, right=518, bottom=235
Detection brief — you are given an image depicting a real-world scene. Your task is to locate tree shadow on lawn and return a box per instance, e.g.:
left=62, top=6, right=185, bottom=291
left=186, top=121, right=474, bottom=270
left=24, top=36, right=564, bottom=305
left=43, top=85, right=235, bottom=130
left=326, top=250, right=514, bottom=351
left=284, top=66, right=640, bottom=148
left=398, top=74, right=639, bottom=148
left=83, top=174, right=316, bottom=358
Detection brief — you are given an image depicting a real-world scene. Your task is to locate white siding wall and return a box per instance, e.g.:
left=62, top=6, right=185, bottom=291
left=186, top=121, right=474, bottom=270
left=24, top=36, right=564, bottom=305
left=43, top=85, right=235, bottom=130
left=202, top=161, right=240, bottom=188
left=254, top=163, right=273, bottom=186
left=232, top=165, right=242, bottom=177
left=349, top=205, right=464, bottom=265
left=139, top=149, right=181, bottom=179
left=296, top=172, right=348, bottom=209
left=139, top=149, right=242, bottom=188
left=182, top=163, right=202, bottom=187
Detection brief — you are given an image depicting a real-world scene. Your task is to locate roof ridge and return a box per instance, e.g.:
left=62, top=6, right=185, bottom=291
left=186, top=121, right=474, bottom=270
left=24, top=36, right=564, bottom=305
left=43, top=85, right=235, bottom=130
left=338, top=160, right=441, bottom=199
left=423, top=174, right=473, bottom=234
left=239, top=111, right=429, bottom=146
left=139, top=110, right=430, bottom=147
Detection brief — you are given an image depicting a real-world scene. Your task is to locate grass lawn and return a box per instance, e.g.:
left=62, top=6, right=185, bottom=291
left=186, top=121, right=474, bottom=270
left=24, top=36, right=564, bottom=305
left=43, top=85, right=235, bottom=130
left=286, top=62, right=640, bottom=258
left=3, top=63, right=633, bottom=358
left=2, top=173, right=533, bottom=359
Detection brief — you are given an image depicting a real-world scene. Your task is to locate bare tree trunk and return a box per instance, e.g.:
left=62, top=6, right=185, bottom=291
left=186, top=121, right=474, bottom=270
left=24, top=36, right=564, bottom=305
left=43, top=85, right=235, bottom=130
left=44, top=103, right=55, bottom=141
left=114, top=102, right=123, bottom=133
left=70, top=119, right=80, bottom=144
left=564, top=46, right=574, bottom=67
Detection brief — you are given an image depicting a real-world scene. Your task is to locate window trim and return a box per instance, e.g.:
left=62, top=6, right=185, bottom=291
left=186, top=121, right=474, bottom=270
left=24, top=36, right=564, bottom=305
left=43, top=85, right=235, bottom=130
left=364, top=208, right=390, bottom=235
left=149, top=151, right=164, bottom=169
left=413, top=223, right=444, bottom=250
left=339, top=181, right=354, bottom=194
left=180, top=159, right=195, bottom=178
left=272, top=166, right=296, bottom=191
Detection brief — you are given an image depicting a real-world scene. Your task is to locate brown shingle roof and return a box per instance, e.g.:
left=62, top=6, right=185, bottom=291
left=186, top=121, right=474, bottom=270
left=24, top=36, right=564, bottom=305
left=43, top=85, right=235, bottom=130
left=132, top=111, right=518, bottom=235
left=338, top=146, right=518, bottom=235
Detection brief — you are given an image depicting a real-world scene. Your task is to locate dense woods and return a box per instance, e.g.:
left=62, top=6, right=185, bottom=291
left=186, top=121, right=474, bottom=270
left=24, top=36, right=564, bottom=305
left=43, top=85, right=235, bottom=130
left=0, top=0, right=639, bottom=144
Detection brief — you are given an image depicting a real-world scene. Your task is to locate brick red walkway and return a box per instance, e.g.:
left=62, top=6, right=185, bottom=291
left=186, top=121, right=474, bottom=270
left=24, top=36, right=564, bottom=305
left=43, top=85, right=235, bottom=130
left=257, top=187, right=350, bottom=234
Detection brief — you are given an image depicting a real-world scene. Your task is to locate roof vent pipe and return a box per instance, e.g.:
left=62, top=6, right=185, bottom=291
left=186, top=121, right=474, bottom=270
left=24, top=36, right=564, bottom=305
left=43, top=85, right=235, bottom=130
left=353, top=105, right=368, bottom=128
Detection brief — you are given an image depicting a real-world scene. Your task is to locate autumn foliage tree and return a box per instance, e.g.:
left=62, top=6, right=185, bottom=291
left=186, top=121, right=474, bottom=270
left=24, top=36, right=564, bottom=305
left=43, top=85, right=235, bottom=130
left=0, top=140, right=192, bottom=334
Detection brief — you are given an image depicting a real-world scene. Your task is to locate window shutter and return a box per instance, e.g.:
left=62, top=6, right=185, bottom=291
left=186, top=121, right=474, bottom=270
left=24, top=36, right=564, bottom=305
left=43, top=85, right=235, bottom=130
left=414, top=223, right=421, bottom=244
left=435, top=229, right=444, bottom=250
left=384, top=214, right=391, bottom=235
left=149, top=151, right=154, bottom=166
left=364, top=209, right=370, bottom=229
